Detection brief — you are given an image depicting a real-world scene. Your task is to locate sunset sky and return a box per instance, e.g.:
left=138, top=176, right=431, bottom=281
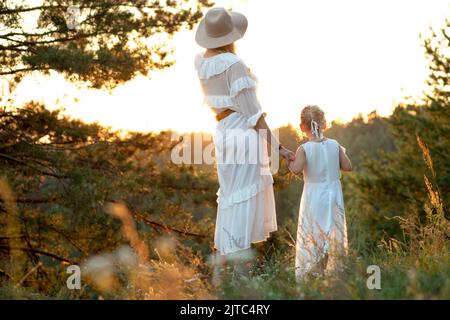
left=6, top=0, right=450, bottom=133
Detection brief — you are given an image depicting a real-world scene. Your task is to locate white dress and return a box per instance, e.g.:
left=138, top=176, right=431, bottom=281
left=295, top=139, right=348, bottom=279
left=194, top=52, right=277, bottom=255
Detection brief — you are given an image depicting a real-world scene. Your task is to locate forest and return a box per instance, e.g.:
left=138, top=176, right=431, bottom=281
left=0, top=1, right=449, bottom=299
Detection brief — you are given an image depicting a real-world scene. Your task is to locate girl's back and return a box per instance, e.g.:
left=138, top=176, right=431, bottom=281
left=302, top=139, right=341, bottom=184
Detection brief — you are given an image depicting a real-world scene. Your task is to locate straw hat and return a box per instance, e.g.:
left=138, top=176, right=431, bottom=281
left=195, top=7, right=248, bottom=49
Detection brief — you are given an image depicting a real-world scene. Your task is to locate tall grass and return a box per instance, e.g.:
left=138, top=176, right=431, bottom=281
left=0, top=137, right=448, bottom=299
left=0, top=178, right=28, bottom=298
left=216, top=137, right=449, bottom=299
left=77, top=201, right=214, bottom=299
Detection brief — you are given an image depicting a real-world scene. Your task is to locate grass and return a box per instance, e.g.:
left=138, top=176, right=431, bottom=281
left=0, top=139, right=448, bottom=300
left=214, top=233, right=449, bottom=300
left=0, top=202, right=448, bottom=300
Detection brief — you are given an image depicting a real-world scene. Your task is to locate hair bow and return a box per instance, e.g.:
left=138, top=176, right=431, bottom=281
left=311, top=120, right=323, bottom=139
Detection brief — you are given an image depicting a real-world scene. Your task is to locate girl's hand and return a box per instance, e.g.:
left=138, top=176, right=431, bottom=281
left=280, top=146, right=295, bottom=162
left=288, top=146, right=306, bottom=174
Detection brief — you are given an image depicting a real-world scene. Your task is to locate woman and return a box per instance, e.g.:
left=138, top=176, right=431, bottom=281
left=194, top=8, right=294, bottom=257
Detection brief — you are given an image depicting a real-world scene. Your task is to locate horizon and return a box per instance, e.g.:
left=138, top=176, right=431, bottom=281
left=3, top=0, right=449, bottom=134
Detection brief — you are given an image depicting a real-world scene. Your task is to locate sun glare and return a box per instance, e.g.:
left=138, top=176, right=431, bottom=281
left=5, top=0, right=449, bottom=133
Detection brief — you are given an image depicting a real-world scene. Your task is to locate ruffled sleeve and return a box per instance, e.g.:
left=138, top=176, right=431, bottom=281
left=195, top=52, right=241, bottom=80
left=227, top=62, right=264, bottom=128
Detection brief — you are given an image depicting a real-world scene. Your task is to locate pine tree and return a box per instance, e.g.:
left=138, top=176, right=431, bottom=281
left=349, top=18, right=450, bottom=246
left=0, top=0, right=212, bottom=89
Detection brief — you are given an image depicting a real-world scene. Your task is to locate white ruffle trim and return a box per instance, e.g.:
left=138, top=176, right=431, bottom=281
left=217, top=175, right=274, bottom=208
left=230, top=76, right=258, bottom=97
left=204, top=95, right=234, bottom=108
left=195, top=53, right=241, bottom=80
left=247, top=110, right=265, bottom=128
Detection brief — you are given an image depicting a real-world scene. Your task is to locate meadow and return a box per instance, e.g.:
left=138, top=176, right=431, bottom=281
left=0, top=1, right=448, bottom=300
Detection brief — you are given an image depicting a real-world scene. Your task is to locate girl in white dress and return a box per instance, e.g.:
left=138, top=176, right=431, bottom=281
left=194, top=8, right=294, bottom=258
left=288, top=105, right=352, bottom=279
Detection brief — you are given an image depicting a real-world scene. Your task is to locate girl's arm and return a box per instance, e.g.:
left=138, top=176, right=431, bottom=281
left=339, top=145, right=352, bottom=171
left=288, top=146, right=306, bottom=174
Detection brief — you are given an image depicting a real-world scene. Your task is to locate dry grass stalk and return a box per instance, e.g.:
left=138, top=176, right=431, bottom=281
left=0, top=177, right=27, bottom=284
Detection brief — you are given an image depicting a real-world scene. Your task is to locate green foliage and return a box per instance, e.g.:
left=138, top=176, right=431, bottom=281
left=215, top=19, right=449, bottom=300
left=0, top=7, right=448, bottom=302
left=347, top=18, right=450, bottom=247
left=0, top=102, right=216, bottom=296
left=0, top=0, right=213, bottom=88
left=326, top=111, right=396, bottom=169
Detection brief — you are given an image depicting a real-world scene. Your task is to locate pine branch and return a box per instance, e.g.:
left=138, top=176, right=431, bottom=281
left=107, top=200, right=209, bottom=239
left=0, top=6, right=59, bottom=15
left=0, top=152, right=66, bottom=178
left=134, top=212, right=209, bottom=239
left=0, top=67, right=51, bottom=75
left=0, top=267, right=11, bottom=279
left=0, top=245, right=76, bottom=265
left=14, top=196, right=62, bottom=204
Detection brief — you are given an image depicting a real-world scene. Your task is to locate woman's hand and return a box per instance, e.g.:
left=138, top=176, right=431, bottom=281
left=254, top=116, right=295, bottom=162
left=279, top=146, right=295, bottom=162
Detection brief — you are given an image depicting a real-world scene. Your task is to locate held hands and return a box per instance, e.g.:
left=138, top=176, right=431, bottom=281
left=279, top=146, right=295, bottom=162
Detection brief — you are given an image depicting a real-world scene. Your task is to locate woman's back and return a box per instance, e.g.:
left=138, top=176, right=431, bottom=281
left=302, top=139, right=341, bottom=184
left=194, top=52, right=260, bottom=119
left=194, top=52, right=277, bottom=255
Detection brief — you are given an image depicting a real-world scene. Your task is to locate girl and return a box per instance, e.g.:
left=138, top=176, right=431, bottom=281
left=288, top=105, right=352, bottom=279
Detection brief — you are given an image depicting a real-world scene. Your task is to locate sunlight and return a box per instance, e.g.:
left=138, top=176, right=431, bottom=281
left=7, top=0, right=449, bottom=133
left=1, top=0, right=449, bottom=303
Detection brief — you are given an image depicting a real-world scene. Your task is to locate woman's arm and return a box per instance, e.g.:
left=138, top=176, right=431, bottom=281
left=255, top=115, right=277, bottom=147
left=227, top=62, right=294, bottom=161
left=288, top=146, right=306, bottom=174
left=255, top=116, right=294, bottom=161
left=339, top=145, right=352, bottom=171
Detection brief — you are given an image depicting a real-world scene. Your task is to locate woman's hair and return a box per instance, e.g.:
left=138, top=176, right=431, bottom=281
left=300, top=105, right=326, bottom=138
left=211, top=43, right=236, bottom=54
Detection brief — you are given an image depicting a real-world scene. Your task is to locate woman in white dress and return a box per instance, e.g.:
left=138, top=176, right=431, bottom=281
left=288, top=105, right=352, bottom=279
left=194, top=8, right=294, bottom=256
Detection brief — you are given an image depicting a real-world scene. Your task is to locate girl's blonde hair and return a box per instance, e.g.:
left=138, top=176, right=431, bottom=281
left=300, top=105, right=325, bottom=139
left=211, top=43, right=236, bottom=54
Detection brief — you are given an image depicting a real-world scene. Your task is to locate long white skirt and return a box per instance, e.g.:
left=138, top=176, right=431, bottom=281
left=213, top=112, right=277, bottom=255
left=295, top=180, right=348, bottom=279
